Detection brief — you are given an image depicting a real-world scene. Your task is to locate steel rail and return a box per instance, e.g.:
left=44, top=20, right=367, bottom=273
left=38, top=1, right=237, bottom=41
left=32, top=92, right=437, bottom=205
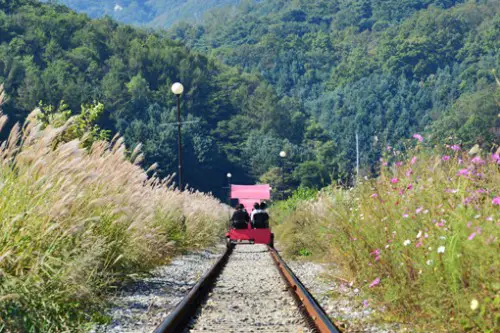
left=153, top=244, right=341, bottom=333
left=268, top=246, right=342, bottom=333
left=153, top=244, right=233, bottom=333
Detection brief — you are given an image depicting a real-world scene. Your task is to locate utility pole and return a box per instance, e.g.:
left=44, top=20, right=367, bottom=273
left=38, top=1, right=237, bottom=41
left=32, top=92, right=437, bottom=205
left=356, top=132, right=360, bottom=184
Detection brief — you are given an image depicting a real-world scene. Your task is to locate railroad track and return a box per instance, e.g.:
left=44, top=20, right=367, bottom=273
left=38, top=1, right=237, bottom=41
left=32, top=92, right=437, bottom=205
left=154, top=244, right=341, bottom=333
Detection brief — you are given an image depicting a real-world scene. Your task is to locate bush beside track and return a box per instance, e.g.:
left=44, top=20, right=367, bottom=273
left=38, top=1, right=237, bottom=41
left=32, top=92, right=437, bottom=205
left=272, top=142, right=499, bottom=332
left=0, top=96, right=227, bottom=331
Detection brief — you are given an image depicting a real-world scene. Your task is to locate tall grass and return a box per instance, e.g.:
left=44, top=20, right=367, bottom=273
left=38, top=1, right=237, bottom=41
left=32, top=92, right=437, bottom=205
left=0, top=87, right=227, bottom=331
left=273, top=141, right=499, bottom=332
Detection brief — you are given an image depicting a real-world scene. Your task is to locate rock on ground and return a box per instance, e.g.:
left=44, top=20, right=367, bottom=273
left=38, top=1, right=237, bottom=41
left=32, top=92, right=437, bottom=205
left=187, top=244, right=312, bottom=333
left=92, top=245, right=225, bottom=333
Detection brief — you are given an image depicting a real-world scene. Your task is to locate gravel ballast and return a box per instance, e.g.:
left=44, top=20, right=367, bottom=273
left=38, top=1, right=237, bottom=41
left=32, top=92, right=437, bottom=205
left=92, top=246, right=225, bottom=333
left=187, top=244, right=312, bottom=333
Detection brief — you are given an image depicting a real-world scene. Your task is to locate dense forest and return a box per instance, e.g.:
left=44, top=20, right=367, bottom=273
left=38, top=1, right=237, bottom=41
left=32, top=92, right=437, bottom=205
left=0, top=0, right=499, bottom=197
left=170, top=0, right=500, bottom=185
left=43, top=0, right=245, bottom=27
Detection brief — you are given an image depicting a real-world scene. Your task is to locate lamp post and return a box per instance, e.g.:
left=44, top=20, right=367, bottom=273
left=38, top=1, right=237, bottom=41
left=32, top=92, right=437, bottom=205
left=226, top=173, right=232, bottom=205
left=279, top=151, right=286, bottom=200
left=171, top=82, right=184, bottom=190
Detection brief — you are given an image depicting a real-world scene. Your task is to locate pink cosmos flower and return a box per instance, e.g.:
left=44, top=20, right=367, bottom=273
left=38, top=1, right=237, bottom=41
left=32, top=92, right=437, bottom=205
left=492, top=153, right=500, bottom=164
left=403, top=213, right=409, bottom=218
left=369, top=277, right=381, bottom=288
left=471, top=156, right=485, bottom=165
left=386, top=146, right=392, bottom=151
left=451, top=145, right=461, bottom=151
left=362, top=300, right=369, bottom=308
left=436, top=220, right=446, bottom=227
left=383, top=161, right=388, bottom=166
left=416, top=241, right=423, bottom=248
left=468, top=232, right=476, bottom=241
left=395, top=161, right=403, bottom=167
left=411, top=156, right=417, bottom=165
left=416, top=207, right=424, bottom=214
left=413, top=134, right=424, bottom=142
left=406, top=168, right=413, bottom=177
left=407, top=184, right=413, bottom=190
left=492, top=197, right=500, bottom=205
left=391, top=178, right=399, bottom=184
left=476, top=189, right=487, bottom=194
left=476, top=227, right=482, bottom=234
left=467, top=222, right=472, bottom=228
left=442, top=155, right=450, bottom=161
left=371, top=193, right=378, bottom=198
left=457, top=169, right=470, bottom=177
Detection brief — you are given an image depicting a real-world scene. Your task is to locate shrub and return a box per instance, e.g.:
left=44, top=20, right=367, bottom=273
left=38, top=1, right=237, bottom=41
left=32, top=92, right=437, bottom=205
left=273, top=141, right=499, bottom=331
left=0, top=89, right=226, bottom=331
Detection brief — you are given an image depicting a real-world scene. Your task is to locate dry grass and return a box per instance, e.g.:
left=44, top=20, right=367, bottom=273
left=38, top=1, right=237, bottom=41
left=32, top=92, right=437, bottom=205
left=0, top=85, right=227, bottom=331
left=274, top=143, right=499, bottom=332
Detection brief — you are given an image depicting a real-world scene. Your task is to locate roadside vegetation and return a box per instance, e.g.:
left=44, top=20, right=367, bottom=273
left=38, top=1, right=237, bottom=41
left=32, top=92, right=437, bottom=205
left=273, top=137, right=499, bottom=332
left=0, top=87, right=227, bottom=331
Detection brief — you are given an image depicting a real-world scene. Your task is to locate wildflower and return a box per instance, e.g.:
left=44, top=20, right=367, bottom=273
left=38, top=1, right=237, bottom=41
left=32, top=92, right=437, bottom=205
left=407, top=184, right=413, bottom=190
left=386, top=146, right=392, bottom=151
left=416, top=207, right=424, bottom=214
left=476, top=189, right=487, bottom=194
left=426, top=260, right=433, bottom=265
left=442, top=155, right=450, bottom=161
left=439, top=236, right=446, bottom=240
left=416, top=231, right=422, bottom=238
left=451, top=145, right=461, bottom=151
left=369, top=277, right=381, bottom=288
left=411, top=157, right=417, bottom=165
left=403, top=214, right=409, bottom=218
left=416, top=241, right=423, bottom=248
left=395, top=161, right=403, bottom=167
left=486, top=216, right=493, bottom=221
left=390, top=178, right=399, bottom=184
left=491, top=153, right=500, bottom=164
left=362, top=299, right=369, bottom=308
left=457, top=169, right=470, bottom=176
left=468, top=232, right=476, bottom=241
left=413, top=134, right=424, bottom=142
left=467, top=222, right=472, bottom=228
left=471, top=156, right=485, bottom=165
left=354, top=288, right=359, bottom=294
left=437, top=246, right=445, bottom=254
left=470, top=299, right=479, bottom=311
left=492, top=197, right=500, bottom=205
left=403, top=240, right=411, bottom=246
left=383, top=161, right=388, bottom=166
left=371, top=193, right=378, bottom=198
left=428, top=247, right=432, bottom=251
left=436, top=220, right=445, bottom=227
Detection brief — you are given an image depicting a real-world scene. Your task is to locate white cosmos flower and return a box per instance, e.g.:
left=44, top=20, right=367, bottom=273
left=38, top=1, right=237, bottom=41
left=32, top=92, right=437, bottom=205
left=440, top=236, right=446, bottom=240
left=403, top=240, right=411, bottom=246
left=416, top=231, right=422, bottom=238
left=426, top=260, right=433, bottom=265
left=470, top=299, right=479, bottom=310
left=437, top=246, right=445, bottom=254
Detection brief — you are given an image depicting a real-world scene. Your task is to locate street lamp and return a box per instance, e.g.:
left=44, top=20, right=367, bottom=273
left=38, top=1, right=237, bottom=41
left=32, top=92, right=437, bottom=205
left=226, top=173, right=232, bottom=205
left=172, top=82, right=184, bottom=190
left=279, top=151, right=286, bottom=199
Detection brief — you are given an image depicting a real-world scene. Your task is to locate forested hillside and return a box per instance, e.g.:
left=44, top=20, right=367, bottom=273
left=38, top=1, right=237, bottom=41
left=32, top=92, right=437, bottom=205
left=43, top=0, right=244, bottom=27
left=1, top=0, right=499, bottom=195
left=170, top=0, right=500, bottom=185
left=0, top=0, right=300, bottom=197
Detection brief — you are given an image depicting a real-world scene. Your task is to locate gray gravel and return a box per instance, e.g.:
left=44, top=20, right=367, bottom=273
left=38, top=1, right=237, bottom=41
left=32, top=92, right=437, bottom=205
left=288, top=260, right=403, bottom=333
left=92, top=246, right=225, bottom=333
left=187, top=244, right=313, bottom=333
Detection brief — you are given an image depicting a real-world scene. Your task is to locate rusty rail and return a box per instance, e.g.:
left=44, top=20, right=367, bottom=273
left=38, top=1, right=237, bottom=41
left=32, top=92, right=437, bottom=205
left=153, top=244, right=233, bottom=333
left=154, top=244, right=341, bottom=333
left=268, top=246, right=342, bottom=333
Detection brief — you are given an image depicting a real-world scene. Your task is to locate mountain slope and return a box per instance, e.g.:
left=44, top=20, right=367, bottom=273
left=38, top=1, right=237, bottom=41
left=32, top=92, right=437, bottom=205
left=43, top=0, right=244, bottom=27
left=169, top=0, right=500, bottom=182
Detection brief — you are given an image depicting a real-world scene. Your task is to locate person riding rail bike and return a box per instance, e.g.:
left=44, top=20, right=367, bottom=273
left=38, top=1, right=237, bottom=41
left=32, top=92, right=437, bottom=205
left=231, top=204, right=250, bottom=229
left=252, top=202, right=269, bottom=229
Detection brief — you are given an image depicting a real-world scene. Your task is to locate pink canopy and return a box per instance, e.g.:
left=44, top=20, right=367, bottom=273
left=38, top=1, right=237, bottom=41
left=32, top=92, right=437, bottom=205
left=230, top=184, right=271, bottom=200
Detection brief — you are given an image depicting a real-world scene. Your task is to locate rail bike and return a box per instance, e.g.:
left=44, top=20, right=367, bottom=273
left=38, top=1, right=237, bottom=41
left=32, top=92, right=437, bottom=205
left=225, top=184, right=274, bottom=247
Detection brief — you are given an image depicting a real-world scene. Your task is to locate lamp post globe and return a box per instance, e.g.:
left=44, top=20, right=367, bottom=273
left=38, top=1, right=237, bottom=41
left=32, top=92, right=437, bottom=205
left=227, top=173, right=232, bottom=178
left=171, top=82, right=184, bottom=95
left=279, top=151, right=287, bottom=158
